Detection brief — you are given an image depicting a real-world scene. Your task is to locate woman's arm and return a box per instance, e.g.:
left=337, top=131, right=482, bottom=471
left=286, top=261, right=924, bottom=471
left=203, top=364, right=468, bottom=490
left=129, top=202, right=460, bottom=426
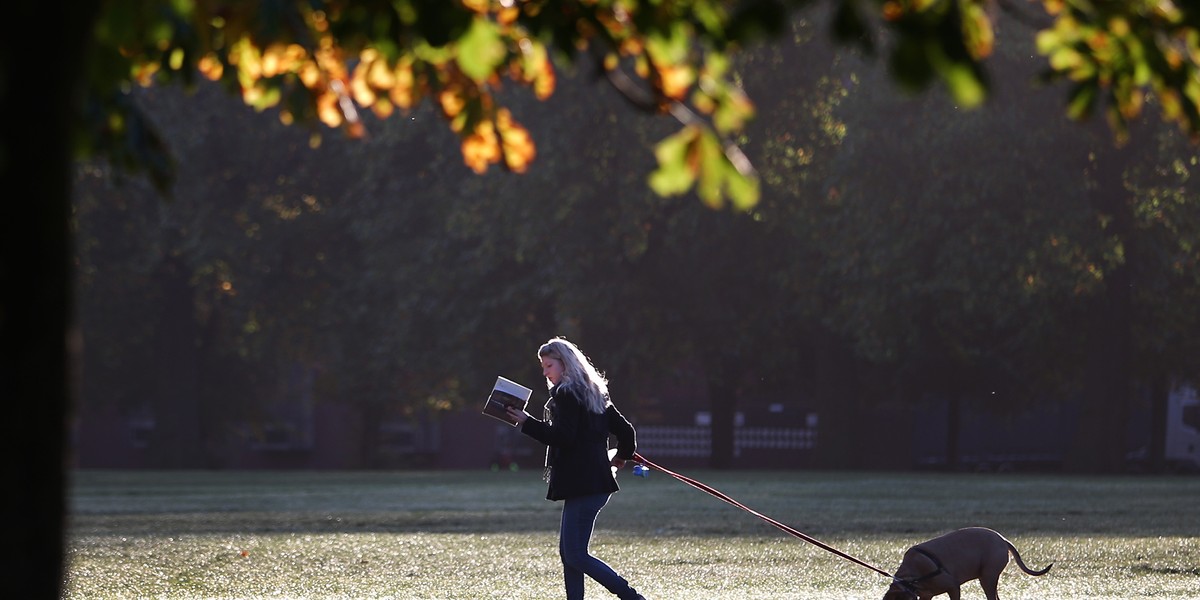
left=518, top=388, right=581, bottom=448
left=606, top=403, right=636, bottom=460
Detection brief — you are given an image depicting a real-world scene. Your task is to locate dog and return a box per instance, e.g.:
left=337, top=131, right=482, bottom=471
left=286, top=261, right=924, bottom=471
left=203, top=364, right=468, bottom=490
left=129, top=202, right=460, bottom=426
left=881, top=527, right=1052, bottom=600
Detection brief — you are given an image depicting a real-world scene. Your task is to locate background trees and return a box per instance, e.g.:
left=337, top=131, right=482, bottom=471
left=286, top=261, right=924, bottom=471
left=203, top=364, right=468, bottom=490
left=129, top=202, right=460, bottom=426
left=69, top=5, right=1200, bottom=478
left=10, top=1, right=1200, bottom=598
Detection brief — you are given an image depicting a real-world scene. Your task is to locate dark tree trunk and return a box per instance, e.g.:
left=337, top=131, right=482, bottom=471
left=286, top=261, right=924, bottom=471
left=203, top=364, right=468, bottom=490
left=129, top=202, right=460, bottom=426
left=148, top=254, right=205, bottom=468
left=2, top=3, right=100, bottom=597
left=360, top=401, right=384, bottom=469
left=1068, top=305, right=1132, bottom=472
left=811, top=330, right=863, bottom=470
left=700, top=344, right=741, bottom=469
left=707, top=361, right=738, bottom=469
left=1148, top=374, right=1169, bottom=473
left=1066, top=139, right=1135, bottom=473
left=945, top=394, right=962, bottom=471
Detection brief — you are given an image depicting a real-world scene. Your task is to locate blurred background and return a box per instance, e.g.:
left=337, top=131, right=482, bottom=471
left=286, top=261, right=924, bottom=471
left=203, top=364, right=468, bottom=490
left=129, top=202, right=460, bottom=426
left=68, top=15, right=1200, bottom=477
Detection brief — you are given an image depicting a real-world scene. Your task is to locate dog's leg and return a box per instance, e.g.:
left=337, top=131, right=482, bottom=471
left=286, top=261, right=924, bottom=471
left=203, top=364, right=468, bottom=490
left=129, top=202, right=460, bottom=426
left=979, top=570, right=1001, bottom=600
left=945, top=584, right=962, bottom=600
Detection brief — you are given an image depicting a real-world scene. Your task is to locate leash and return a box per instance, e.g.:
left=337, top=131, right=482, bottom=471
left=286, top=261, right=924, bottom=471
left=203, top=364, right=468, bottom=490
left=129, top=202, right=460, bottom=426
left=631, top=452, right=897, bottom=581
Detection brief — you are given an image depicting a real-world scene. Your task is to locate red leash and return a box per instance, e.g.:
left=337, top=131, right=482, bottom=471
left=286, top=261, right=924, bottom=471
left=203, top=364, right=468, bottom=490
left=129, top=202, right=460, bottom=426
left=631, top=452, right=895, bottom=580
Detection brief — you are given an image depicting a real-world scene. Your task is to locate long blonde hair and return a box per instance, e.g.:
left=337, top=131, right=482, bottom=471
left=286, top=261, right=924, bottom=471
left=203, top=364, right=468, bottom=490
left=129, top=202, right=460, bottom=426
left=538, top=337, right=610, bottom=414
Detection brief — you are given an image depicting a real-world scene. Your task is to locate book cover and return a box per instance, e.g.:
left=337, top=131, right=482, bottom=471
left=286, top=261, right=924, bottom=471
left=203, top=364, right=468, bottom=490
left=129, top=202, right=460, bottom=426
left=482, top=376, right=533, bottom=427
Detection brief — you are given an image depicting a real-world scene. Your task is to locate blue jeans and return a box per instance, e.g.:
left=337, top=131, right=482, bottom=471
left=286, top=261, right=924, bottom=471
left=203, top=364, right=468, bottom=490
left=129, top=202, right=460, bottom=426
left=559, top=493, right=640, bottom=600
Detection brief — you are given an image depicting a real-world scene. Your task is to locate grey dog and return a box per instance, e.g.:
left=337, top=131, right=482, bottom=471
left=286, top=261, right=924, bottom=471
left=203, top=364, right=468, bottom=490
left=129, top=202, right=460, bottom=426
left=881, top=527, right=1052, bottom=600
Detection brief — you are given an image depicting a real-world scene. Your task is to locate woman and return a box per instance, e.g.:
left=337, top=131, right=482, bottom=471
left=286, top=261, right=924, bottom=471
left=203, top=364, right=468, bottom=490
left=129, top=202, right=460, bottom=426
left=506, top=337, right=648, bottom=600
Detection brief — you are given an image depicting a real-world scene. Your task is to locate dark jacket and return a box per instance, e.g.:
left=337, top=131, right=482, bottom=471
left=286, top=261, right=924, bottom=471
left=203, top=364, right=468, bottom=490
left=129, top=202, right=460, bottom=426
left=519, top=383, right=636, bottom=501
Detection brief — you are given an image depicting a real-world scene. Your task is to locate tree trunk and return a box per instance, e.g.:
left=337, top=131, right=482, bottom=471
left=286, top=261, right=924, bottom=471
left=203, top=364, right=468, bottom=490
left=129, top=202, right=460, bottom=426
left=360, top=401, right=384, bottom=469
left=2, top=3, right=100, bottom=597
left=1148, top=374, right=1169, bottom=473
left=148, top=254, right=205, bottom=468
left=700, top=344, right=741, bottom=469
left=707, top=361, right=738, bottom=469
left=945, top=394, right=962, bottom=471
left=1067, top=316, right=1132, bottom=472
left=811, top=330, right=863, bottom=469
left=1065, top=138, right=1135, bottom=473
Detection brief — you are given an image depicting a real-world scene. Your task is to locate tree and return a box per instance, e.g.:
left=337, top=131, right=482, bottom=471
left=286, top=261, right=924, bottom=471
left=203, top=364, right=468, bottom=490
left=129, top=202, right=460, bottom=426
left=80, top=2, right=1200, bottom=209
left=4, top=5, right=100, bottom=597
left=74, top=82, right=375, bottom=467
left=783, top=11, right=1200, bottom=473
left=11, top=0, right=1200, bottom=597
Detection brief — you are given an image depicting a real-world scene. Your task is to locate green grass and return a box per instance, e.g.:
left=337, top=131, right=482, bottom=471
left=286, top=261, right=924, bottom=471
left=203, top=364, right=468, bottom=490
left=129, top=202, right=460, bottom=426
left=65, top=469, right=1200, bottom=599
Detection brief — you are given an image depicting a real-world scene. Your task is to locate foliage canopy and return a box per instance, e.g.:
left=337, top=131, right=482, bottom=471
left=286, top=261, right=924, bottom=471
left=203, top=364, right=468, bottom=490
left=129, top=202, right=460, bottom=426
left=85, top=0, right=1200, bottom=209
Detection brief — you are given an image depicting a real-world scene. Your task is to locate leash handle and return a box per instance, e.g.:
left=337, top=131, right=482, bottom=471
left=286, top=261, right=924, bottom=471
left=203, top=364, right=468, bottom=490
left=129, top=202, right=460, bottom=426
left=631, top=452, right=895, bottom=580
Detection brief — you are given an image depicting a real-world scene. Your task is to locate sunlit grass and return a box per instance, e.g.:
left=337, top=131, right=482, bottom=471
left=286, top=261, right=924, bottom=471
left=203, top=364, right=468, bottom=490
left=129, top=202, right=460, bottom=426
left=65, top=469, right=1200, bottom=599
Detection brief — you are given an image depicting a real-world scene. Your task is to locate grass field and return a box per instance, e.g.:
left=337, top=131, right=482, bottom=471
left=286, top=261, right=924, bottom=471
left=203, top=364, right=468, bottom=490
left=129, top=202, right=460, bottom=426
left=65, top=468, right=1200, bottom=599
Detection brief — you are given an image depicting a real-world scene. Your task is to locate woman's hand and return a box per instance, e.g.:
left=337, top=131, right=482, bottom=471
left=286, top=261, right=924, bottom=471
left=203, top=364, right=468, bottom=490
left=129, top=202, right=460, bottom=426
left=506, top=406, right=530, bottom=425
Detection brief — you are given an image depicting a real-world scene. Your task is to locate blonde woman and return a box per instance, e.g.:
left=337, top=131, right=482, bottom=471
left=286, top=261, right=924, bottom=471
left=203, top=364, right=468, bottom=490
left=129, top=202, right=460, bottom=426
left=507, top=337, right=646, bottom=600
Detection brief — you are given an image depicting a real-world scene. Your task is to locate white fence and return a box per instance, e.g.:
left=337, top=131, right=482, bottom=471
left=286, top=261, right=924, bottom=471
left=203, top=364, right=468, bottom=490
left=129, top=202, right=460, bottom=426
left=636, top=425, right=817, bottom=458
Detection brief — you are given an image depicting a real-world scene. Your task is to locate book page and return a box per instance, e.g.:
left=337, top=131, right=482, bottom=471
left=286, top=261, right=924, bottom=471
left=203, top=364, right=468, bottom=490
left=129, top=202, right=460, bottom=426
left=482, top=376, right=533, bottom=426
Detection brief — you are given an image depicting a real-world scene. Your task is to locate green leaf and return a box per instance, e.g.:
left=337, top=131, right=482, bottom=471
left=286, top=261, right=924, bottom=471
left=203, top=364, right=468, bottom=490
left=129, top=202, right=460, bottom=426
left=1066, top=82, right=1097, bottom=120
left=1035, top=30, right=1060, bottom=55
left=725, top=169, right=760, bottom=210
left=939, top=58, right=986, bottom=107
left=712, top=89, right=753, bottom=133
left=648, top=162, right=694, bottom=197
left=648, top=128, right=697, bottom=197
left=646, top=21, right=691, bottom=65
left=1049, top=47, right=1082, bottom=71
left=696, top=131, right=725, bottom=207
left=250, top=84, right=282, bottom=111
left=457, top=17, right=507, bottom=84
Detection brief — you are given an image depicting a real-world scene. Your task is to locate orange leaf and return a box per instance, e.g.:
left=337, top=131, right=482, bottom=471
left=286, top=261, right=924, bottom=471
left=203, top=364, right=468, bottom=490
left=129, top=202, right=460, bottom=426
left=498, top=6, right=520, bottom=25
left=461, top=120, right=500, bottom=174
left=133, top=62, right=159, bottom=86
left=883, top=1, right=903, bottom=21
left=372, top=98, right=395, bottom=119
left=299, top=61, right=321, bottom=89
left=317, top=91, right=343, bottom=128
left=497, top=109, right=536, bottom=173
left=284, top=44, right=308, bottom=69
left=439, top=88, right=467, bottom=122
left=314, top=44, right=348, bottom=81
left=198, top=55, right=224, bottom=80
left=657, top=64, right=694, bottom=100
left=461, top=0, right=489, bottom=14
left=390, top=59, right=416, bottom=109
left=367, top=55, right=396, bottom=89
left=262, top=43, right=288, bottom=77
left=241, top=85, right=262, bottom=105
left=534, top=56, right=556, bottom=99
left=350, top=64, right=376, bottom=106
left=231, top=39, right=262, bottom=80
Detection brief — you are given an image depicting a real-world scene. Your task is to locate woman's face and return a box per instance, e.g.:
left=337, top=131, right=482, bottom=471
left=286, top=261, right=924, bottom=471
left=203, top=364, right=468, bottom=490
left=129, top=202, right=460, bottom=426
left=541, top=355, right=564, bottom=386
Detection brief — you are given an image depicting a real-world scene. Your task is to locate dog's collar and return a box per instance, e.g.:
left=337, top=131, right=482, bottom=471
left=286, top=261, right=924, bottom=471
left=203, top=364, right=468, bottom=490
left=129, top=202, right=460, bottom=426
left=893, top=547, right=948, bottom=595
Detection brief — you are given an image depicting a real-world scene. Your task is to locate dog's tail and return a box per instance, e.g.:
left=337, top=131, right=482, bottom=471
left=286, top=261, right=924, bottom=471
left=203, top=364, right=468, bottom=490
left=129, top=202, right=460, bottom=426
left=1005, top=540, right=1052, bottom=576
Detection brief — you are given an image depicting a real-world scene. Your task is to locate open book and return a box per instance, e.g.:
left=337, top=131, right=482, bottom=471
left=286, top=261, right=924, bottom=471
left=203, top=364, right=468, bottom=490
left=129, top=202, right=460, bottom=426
left=482, top=376, right=533, bottom=427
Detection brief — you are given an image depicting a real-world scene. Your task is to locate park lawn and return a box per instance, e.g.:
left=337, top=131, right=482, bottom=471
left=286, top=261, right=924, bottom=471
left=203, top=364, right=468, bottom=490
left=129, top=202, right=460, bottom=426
left=65, top=469, right=1200, bottom=599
